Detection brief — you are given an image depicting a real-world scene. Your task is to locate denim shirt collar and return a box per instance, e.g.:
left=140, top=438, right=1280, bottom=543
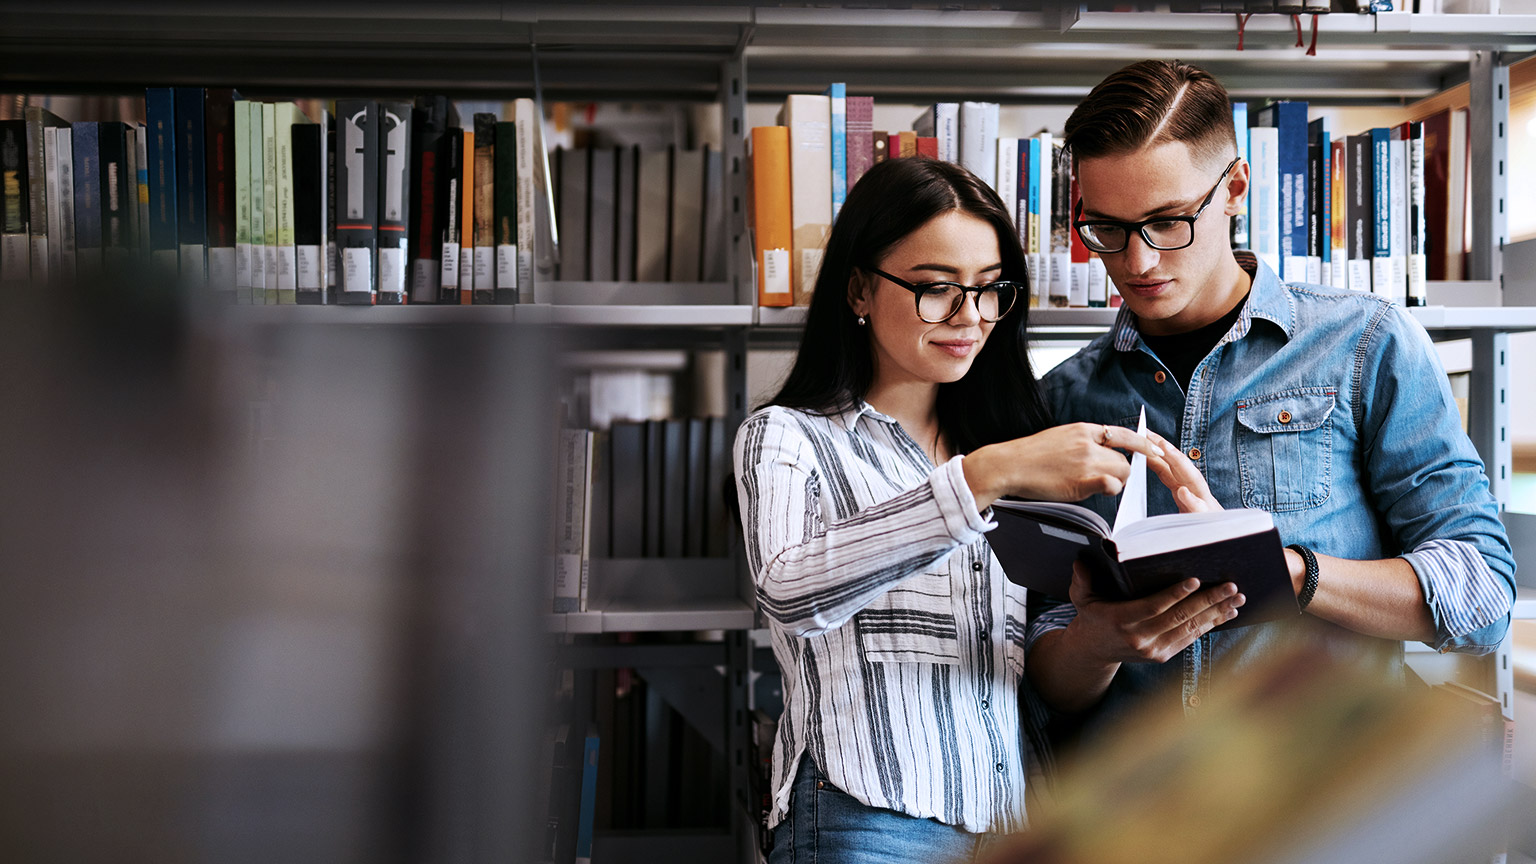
left=1110, top=251, right=1296, bottom=353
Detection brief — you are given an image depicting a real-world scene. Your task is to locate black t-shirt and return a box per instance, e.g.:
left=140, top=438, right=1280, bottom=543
left=1140, top=292, right=1249, bottom=392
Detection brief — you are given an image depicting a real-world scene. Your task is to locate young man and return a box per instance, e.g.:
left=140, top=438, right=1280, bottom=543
left=1026, top=60, right=1516, bottom=735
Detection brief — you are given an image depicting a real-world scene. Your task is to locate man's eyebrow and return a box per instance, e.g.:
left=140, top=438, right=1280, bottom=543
left=1081, top=195, right=1199, bottom=221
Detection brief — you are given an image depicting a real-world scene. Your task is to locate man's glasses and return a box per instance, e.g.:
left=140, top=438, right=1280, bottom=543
left=1072, top=156, right=1240, bottom=254
left=865, top=268, right=1021, bottom=324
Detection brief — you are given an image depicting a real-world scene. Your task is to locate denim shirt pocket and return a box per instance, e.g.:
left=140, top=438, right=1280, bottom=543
left=858, top=572, right=961, bottom=665
left=1235, top=388, right=1337, bottom=512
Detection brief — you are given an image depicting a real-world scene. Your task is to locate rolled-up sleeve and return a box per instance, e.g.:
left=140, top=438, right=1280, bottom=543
left=734, top=408, right=994, bottom=637
left=1403, top=538, right=1513, bottom=654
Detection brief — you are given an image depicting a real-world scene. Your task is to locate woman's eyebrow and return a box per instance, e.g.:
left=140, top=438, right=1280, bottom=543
left=906, top=262, right=1004, bottom=274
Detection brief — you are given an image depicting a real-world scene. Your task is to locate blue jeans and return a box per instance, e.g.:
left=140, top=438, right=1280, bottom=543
left=768, top=756, right=1004, bottom=864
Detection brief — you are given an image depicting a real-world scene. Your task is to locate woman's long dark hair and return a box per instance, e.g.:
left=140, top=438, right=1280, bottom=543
left=767, top=157, right=1053, bottom=454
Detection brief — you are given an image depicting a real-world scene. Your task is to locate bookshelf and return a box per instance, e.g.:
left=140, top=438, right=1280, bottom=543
left=9, top=5, right=1536, bottom=861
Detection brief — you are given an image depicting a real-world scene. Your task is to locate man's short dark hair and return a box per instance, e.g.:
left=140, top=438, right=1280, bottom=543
left=1064, top=60, right=1237, bottom=169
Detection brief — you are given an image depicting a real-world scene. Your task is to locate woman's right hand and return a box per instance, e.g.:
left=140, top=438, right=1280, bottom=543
left=961, top=422, right=1164, bottom=509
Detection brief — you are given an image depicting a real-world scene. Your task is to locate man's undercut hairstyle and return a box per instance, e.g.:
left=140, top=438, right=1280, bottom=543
left=1063, top=59, right=1236, bottom=170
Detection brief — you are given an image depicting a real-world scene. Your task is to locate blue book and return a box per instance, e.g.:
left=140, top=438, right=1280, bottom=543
left=1309, top=117, right=1330, bottom=286
left=1231, top=101, right=1248, bottom=248
left=70, top=121, right=102, bottom=279
left=144, top=88, right=178, bottom=271
left=1370, top=126, right=1393, bottom=298
left=1253, top=101, right=1308, bottom=282
left=826, top=83, right=846, bottom=221
left=1025, top=136, right=1042, bottom=298
left=574, top=733, right=600, bottom=864
left=175, top=87, right=207, bottom=284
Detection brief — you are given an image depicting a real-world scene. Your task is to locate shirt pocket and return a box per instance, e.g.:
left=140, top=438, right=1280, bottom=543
left=1235, top=387, right=1337, bottom=513
left=857, top=571, right=960, bottom=665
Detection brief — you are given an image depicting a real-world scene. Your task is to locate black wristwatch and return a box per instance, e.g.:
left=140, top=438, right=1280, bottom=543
left=1286, top=544, right=1320, bottom=612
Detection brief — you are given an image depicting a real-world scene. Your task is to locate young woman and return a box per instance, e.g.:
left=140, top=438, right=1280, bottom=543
left=735, top=157, right=1233, bottom=862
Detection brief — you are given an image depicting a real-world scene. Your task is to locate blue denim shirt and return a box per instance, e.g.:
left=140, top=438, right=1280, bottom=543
left=1031, top=253, right=1515, bottom=729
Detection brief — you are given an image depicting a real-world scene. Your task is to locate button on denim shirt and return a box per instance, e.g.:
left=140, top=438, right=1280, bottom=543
left=1031, top=253, right=1515, bottom=729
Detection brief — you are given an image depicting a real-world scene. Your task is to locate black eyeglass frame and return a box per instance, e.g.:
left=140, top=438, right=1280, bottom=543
left=864, top=267, right=1023, bottom=324
left=1071, top=156, right=1241, bottom=254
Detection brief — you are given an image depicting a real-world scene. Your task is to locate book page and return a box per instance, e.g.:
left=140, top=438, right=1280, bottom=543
left=1112, top=406, right=1148, bottom=532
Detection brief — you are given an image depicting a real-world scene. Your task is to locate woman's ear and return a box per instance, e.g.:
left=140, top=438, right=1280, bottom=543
left=847, top=268, right=872, bottom=319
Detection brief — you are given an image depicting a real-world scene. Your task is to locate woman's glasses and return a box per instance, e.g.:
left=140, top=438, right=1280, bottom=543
left=865, top=268, right=1021, bottom=324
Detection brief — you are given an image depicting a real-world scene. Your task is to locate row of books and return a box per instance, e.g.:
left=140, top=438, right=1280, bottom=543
left=551, top=418, right=734, bottom=615
left=0, top=90, right=548, bottom=305
left=553, top=145, right=729, bottom=283
left=747, top=86, right=1478, bottom=310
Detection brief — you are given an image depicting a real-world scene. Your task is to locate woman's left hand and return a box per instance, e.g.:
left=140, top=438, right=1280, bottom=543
left=1144, top=429, right=1222, bottom=513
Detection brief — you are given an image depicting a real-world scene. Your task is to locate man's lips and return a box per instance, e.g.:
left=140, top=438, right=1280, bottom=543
left=1123, top=279, right=1171, bottom=297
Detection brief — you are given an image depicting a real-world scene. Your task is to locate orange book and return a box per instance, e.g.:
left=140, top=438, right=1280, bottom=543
left=749, top=126, right=793, bottom=307
left=898, top=131, right=917, bottom=158
left=460, top=129, right=475, bottom=306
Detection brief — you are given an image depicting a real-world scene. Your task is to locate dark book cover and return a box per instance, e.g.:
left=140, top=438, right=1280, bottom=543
left=143, top=88, right=178, bottom=270
left=0, top=119, right=28, bottom=282
left=494, top=119, right=519, bottom=303
left=24, top=107, right=69, bottom=284
left=174, top=87, right=208, bottom=284
left=204, top=88, right=238, bottom=298
left=1422, top=110, right=1451, bottom=283
left=376, top=101, right=413, bottom=305
left=334, top=100, right=379, bottom=305
left=609, top=422, right=645, bottom=558
left=1254, top=101, right=1310, bottom=282
left=326, top=112, right=337, bottom=302
left=644, top=419, right=665, bottom=557
left=615, top=145, right=636, bottom=282
left=1306, top=128, right=1322, bottom=271
left=292, top=123, right=324, bottom=304
left=408, top=96, right=457, bottom=305
left=586, top=144, right=615, bottom=284
left=704, top=416, right=730, bottom=558
left=661, top=418, right=688, bottom=558
left=70, top=121, right=102, bottom=279
left=1407, top=120, right=1427, bottom=307
left=471, top=113, right=496, bottom=304
left=557, top=146, right=589, bottom=282
left=1345, top=132, right=1374, bottom=293
left=436, top=127, right=464, bottom=304
left=987, top=504, right=1297, bottom=631
left=97, top=121, right=133, bottom=265
left=684, top=417, right=707, bottom=557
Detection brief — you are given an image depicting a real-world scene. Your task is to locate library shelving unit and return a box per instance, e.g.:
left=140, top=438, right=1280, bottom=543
left=9, top=4, right=1536, bottom=862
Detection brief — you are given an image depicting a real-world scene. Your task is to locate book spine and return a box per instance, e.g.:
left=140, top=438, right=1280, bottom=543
left=123, top=126, right=140, bottom=262
left=826, top=83, right=846, bottom=221
left=845, top=96, right=874, bottom=195
left=326, top=112, right=336, bottom=302
left=262, top=102, right=278, bottom=303
left=175, top=87, right=208, bottom=287
left=1034, top=134, right=1051, bottom=308
left=376, top=101, right=412, bottom=305
left=135, top=124, right=149, bottom=261
left=247, top=102, right=266, bottom=302
left=553, top=429, right=588, bottom=613
left=1330, top=138, right=1347, bottom=290
left=514, top=98, right=537, bottom=301
left=144, top=89, right=178, bottom=274
left=996, top=137, right=1017, bottom=232
left=98, top=122, right=130, bottom=269
left=1422, top=110, right=1450, bottom=283
left=43, top=126, right=60, bottom=285
left=1257, top=102, right=1309, bottom=282
left=410, top=116, right=441, bottom=305
left=1069, top=176, right=1091, bottom=307
left=782, top=94, right=831, bottom=305
left=460, top=129, right=474, bottom=305
left=1306, top=117, right=1327, bottom=285
left=1445, top=109, right=1467, bottom=282
left=751, top=127, right=793, bottom=307
left=615, top=145, right=636, bottom=283
left=1389, top=129, right=1408, bottom=305
left=1231, top=101, right=1249, bottom=249
left=1407, top=121, right=1427, bottom=306
left=56, top=127, right=75, bottom=285
left=634, top=148, right=669, bottom=282
left=494, top=119, right=519, bottom=303
left=437, top=127, right=463, bottom=303
left=958, top=101, right=996, bottom=188
left=234, top=101, right=252, bottom=300
left=574, top=734, right=600, bottom=864
left=935, top=103, right=958, bottom=163
left=71, top=122, right=102, bottom=281
left=587, top=144, right=617, bottom=284
left=1, top=120, right=30, bottom=283
left=335, top=100, right=379, bottom=304
left=292, top=123, right=324, bottom=304
left=273, top=104, right=303, bottom=304
left=667, top=148, right=703, bottom=283
left=1048, top=140, right=1070, bottom=307
left=1371, top=127, right=1392, bottom=299
left=205, top=89, right=237, bottom=300
left=1248, top=126, right=1280, bottom=277
left=25, top=109, right=66, bottom=284
left=556, top=146, right=589, bottom=281
left=1345, top=134, right=1373, bottom=293
left=471, top=113, right=495, bottom=304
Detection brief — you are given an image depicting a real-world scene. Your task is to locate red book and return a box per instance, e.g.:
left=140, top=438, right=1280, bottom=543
left=915, top=136, right=938, bottom=159
left=1421, top=109, right=1450, bottom=282
left=846, top=96, right=874, bottom=192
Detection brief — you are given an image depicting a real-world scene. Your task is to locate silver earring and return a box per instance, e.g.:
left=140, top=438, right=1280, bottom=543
left=856, top=316, right=867, bottom=326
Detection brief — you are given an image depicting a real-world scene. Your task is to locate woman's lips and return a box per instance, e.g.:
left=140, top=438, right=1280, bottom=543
left=931, top=340, right=976, bottom=358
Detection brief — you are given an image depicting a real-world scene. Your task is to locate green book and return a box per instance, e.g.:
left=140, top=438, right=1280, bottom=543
left=234, top=101, right=252, bottom=303
left=247, top=101, right=266, bottom=303
left=261, top=101, right=278, bottom=304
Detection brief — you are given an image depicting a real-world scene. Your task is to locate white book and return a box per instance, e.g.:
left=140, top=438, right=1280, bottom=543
left=912, top=102, right=959, bottom=163
left=996, top=137, right=1018, bottom=228
left=1248, top=126, right=1281, bottom=277
left=234, top=100, right=253, bottom=297
left=552, top=429, right=595, bottom=613
left=780, top=94, right=833, bottom=304
left=56, top=127, right=75, bottom=285
left=1445, top=109, right=1468, bottom=282
left=248, top=101, right=267, bottom=302
left=514, top=97, right=538, bottom=301
left=959, top=101, right=998, bottom=188
left=1389, top=136, right=1408, bottom=305
left=43, top=126, right=60, bottom=285
left=1035, top=133, right=1053, bottom=308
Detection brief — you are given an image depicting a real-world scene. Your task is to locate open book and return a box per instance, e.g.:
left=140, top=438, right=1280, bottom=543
left=985, top=409, right=1297, bottom=630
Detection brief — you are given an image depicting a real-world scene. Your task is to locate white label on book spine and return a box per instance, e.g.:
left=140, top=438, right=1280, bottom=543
left=277, top=246, right=297, bottom=287
left=1371, top=258, right=1394, bottom=300
left=518, top=248, right=534, bottom=301
left=1305, top=257, right=1322, bottom=286
left=209, top=247, right=236, bottom=293
left=1283, top=255, right=1308, bottom=284
left=473, top=246, right=494, bottom=289
left=459, top=248, right=474, bottom=291
left=1, top=234, right=30, bottom=281
left=265, top=247, right=278, bottom=293
left=297, top=245, right=322, bottom=291
left=1068, top=262, right=1088, bottom=307
left=378, top=244, right=407, bottom=295
left=327, top=241, right=337, bottom=289
left=411, top=258, right=439, bottom=303
left=496, top=244, right=518, bottom=291
left=251, top=243, right=266, bottom=289
left=1408, top=254, right=1427, bottom=304
left=553, top=554, right=582, bottom=613
left=30, top=236, right=49, bottom=284
left=440, top=241, right=460, bottom=288
left=1088, top=258, right=1107, bottom=304
left=1347, top=259, right=1370, bottom=293
left=763, top=248, right=790, bottom=298
left=343, top=246, right=373, bottom=293
left=236, top=243, right=252, bottom=289
left=180, top=243, right=207, bottom=285
left=801, top=248, right=824, bottom=296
